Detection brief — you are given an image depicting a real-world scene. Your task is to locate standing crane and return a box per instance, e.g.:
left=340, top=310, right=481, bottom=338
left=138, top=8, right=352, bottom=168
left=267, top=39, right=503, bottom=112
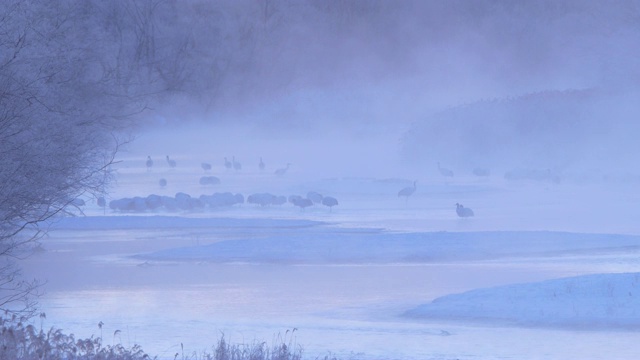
left=275, top=163, right=290, bottom=176
left=166, top=155, right=177, bottom=168
left=398, top=180, right=417, bottom=203
left=232, top=156, right=242, bottom=171
left=455, top=203, right=474, bottom=217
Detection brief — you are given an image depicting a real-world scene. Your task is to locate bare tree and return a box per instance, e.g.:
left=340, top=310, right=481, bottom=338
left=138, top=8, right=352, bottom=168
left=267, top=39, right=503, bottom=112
left=0, top=0, right=166, bottom=316
left=1, top=0, right=438, bottom=316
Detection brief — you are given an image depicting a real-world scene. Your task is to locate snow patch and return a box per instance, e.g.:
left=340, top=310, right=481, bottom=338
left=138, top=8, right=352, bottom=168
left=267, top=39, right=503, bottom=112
left=405, top=272, right=640, bottom=329
left=135, top=230, right=640, bottom=264
left=50, top=215, right=324, bottom=230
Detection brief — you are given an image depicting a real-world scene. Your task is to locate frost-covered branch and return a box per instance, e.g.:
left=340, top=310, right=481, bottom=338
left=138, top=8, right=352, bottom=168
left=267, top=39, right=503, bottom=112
left=0, top=0, right=163, bottom=316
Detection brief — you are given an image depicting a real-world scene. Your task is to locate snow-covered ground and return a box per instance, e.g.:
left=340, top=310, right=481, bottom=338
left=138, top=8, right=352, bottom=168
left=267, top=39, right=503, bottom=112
left=20, top=137, right=640, bottom=359
left=406, top=272, right=640, bottom=329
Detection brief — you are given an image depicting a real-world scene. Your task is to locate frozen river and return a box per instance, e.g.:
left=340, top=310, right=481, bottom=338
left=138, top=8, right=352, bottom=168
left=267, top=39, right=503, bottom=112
left=23, top=226, right=640, bottom=359
left=18, top=166, right=640, bottom=359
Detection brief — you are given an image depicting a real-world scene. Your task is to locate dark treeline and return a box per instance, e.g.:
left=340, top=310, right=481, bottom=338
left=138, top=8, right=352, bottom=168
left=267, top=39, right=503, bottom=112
left=6, top=0, right=637, bottom=126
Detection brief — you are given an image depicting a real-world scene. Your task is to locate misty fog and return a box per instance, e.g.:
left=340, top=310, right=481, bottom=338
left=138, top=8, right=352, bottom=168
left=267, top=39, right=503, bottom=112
left=131, top=0, right=640, bottom=183
left=6, top=1, right=640, bottom=359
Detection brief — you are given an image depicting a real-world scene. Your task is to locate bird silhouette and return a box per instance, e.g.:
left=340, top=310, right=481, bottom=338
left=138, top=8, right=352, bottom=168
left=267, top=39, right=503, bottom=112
left=292, top=197, right=313, bottom=211
left=146, top=156, right=153, bottom=171
left=288, top=194, right=303, bottom=205
left=275, top=163, right=290, bottom=176
left=438, top=162, right=453, bottom=177
left=398, top=181, right=417, bottom=202
left=247, top=192, right=278, bottom=206
left=307, top=191, right=323, bottom=204
left=224, top=157, right=232, bottom=170
left=259, top=157, right=265, bottom=171
left=166, top=155, right=176, bottom=168
left=455, top=203, right=474, bottom=217
left=232, top=156, right=242, bottom=171
left=201, top=162, right=212, bottom=171
left=322, top=196, right=338, bottom=212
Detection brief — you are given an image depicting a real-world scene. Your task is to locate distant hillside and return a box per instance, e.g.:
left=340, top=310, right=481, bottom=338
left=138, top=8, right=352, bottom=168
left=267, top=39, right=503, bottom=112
left=400, top=88, right=640, bottom=172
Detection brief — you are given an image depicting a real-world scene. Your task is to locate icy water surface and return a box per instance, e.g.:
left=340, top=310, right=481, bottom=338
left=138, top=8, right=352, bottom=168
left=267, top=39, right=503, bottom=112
left=19, top=167, right=640, bottom=359
left=22, top=222, right=640, bottom=358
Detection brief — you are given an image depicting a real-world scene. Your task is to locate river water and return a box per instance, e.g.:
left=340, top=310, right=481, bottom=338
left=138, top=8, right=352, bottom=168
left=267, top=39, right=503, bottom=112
left=20, top=219, right=640, bottom=359
left=16, top=173, right=640, bottom=359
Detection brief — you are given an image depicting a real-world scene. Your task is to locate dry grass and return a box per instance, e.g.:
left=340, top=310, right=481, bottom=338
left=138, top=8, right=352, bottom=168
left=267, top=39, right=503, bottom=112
left=0, top=314, right=151, bottom=360
left=175, top=329, right=305, bottom=360
left=1, top=316, right=336, bottom=360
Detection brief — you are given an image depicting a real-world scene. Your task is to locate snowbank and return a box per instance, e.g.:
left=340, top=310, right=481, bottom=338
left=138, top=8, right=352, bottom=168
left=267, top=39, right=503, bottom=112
left=405, top=272, right=640, bottom=329
left=51, top=215, right=640, bottom=331
left=135, top=230, right=640, bottom=264
left=49, top=215, right=323, bottom=230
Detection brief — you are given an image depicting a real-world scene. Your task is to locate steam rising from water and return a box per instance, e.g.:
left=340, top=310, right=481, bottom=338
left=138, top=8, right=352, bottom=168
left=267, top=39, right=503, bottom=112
left=139, top=1, right=640, bottom=183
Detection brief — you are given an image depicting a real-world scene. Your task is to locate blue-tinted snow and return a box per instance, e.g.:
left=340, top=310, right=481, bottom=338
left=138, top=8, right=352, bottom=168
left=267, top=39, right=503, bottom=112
left=128, top=223, right=640, bottom=328
left=405, top=272, right=640, bottom=329
left=50, top=215, right=323, bottom=230
left=136, top=230, right=640, bottom=264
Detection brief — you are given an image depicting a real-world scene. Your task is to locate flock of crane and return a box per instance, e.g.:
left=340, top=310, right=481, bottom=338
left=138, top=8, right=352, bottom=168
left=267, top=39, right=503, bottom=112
left=79, top=152, right=568, bottom=219
left=146, top=155, right=293, bottom=191
left=75, top=155, right=501, bottom=218
left=112, top=156, right=477, bottom=217
left=107, top=190, right=339, bottom=213
left=145, top=155, right=291, bottom=176
left=86, top=155, right=529, bottom=218
left=137, top=152, right=571, bottom=220
left=103, top=155, right=337, bottom=214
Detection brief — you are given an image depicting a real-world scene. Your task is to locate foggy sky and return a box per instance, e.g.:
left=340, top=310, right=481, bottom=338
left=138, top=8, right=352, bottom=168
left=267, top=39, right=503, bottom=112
left=201, top=0, right=639, bottom=115
left=142, top=0, right=640, bottom=180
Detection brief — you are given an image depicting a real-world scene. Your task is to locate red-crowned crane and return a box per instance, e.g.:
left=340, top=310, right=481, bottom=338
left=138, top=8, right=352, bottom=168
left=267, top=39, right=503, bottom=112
left=398, top=180, right=417, bottom=203
left=275, top=163, right=290, bottom=176
left=232, top=156, right=242, bottom=171
left=166, top=155, right=176, bottom=168
left=456, top=203, right=474, bottom=217
left=322, top=196, right=338, bottom=212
